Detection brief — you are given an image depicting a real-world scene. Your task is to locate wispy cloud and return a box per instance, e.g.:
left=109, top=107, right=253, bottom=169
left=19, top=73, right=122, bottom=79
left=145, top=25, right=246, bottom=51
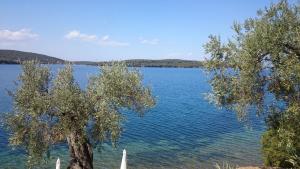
left=65, top=30, right=97, bottom=41
left=65, top=30, right=129, bottom=47
left=139, top=37, right=159, bottom=45
left=0, top=28, right=38, bottom=42
left=98, top=35, right=129, bottom=47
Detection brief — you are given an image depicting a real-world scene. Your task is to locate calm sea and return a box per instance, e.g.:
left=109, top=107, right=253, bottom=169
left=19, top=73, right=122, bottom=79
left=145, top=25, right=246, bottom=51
left=0, top=65, right=265, bottom=169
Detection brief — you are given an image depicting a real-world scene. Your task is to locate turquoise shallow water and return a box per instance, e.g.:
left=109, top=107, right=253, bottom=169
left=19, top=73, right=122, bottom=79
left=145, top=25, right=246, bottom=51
left=0, top=65, right=265, bottom=169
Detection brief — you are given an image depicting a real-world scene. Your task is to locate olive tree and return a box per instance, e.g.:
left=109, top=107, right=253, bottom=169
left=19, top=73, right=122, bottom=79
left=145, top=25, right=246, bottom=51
left=4, top=61, right=155, bottom=169
left=204, top=0, right=300, bottom=167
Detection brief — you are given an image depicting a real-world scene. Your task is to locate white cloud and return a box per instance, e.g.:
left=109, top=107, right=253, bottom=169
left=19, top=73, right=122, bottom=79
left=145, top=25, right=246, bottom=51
left=65, top=30, right=97, bottom=41
left=99, top=35, right=129, bottom=47
left=65, top=30, right=129, bottom=47
left=139, top=37, right=159, bottom=45
left=0, top=28, right=38, bottom=42
left=101, top=35, right=109, bottom=41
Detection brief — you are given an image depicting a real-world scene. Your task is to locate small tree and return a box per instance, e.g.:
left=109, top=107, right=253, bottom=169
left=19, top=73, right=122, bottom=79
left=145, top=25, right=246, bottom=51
left=204, top=0, right=300, bottom=167
left=4, top=61, right=155, bottom=169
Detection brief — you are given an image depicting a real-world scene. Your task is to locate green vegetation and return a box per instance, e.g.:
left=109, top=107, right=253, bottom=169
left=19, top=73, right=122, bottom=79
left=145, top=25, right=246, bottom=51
left=3, top=61, right=155, bottom=169
left=75, top=59, right=203, bottom=68
left=0, top=50, right=64, bottom=64
left=0, top=49, right=203, bottom=68
left=204, top=0, right=300, bottom=168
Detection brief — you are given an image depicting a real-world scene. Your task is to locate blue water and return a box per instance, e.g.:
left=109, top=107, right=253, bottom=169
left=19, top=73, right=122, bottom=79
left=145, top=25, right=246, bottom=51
left=0, top=65, right=265, bottom=168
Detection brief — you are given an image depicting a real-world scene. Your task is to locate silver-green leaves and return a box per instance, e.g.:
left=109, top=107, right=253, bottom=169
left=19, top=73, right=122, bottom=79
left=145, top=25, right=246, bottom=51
left=4, top=61, right=155, bottom=168
left=204, top=0, right=300, bottom=167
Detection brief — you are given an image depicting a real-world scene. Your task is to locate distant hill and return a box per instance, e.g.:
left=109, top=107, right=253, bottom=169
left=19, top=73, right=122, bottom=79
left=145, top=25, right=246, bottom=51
left=0, top=50, right=203, bottom=68
left=75, top=59, right=203, bottom=68
left=0, top=50, right=65, bottom=64
left=125, top=59, right=202, bottom=68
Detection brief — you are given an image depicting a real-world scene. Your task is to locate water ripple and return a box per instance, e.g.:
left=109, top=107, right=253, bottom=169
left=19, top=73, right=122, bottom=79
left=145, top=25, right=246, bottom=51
left=0, top=65, right=264, bottom=168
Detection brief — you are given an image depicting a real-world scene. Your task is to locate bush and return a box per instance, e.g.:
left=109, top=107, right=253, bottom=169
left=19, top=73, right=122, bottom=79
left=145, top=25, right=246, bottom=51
left=261, top=130, right=294, bottom=168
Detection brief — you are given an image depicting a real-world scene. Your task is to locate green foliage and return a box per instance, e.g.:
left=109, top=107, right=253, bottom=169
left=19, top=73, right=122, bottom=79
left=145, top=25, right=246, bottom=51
left=0, top=49, right=64, bottom=64
left=75, top=59, right=203, bottom=68
left=0, top=49, right=203, bottom=68
left=204, top=0, right=300, bottom=167
left=261, top=130, right=295, bottom=168
left=4, top=60, right=52, bottom=168
left=261, top=103, right=300, bottom=168
left=51, top=64, right=90, bottom=142
left=87, top=62, right=155, bottom=144
left=3, top=60, right=155, bottom=168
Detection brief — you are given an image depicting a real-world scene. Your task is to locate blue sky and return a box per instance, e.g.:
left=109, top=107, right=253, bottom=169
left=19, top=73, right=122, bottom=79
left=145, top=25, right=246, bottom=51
left=0, top=0, right=287, bottom=61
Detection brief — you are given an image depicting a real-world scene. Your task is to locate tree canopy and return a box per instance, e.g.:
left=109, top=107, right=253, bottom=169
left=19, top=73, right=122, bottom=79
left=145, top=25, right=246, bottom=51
left=4, top=61, right=155, bottom=169
left=204, top=0, right=300, bottom=167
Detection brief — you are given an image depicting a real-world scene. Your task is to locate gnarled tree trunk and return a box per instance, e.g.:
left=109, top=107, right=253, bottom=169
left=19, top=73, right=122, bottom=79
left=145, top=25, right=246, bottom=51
left=67, top=133, right=93, bottom=169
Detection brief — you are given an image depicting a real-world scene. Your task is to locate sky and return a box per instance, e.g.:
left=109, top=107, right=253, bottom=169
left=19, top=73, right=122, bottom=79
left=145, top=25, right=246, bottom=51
left=0, top=0, right=290, bottom=61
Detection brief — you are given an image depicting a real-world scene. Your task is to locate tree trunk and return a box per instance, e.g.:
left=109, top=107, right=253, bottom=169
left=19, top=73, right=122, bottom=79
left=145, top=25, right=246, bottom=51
left=67, top=133, right=93, bottom=169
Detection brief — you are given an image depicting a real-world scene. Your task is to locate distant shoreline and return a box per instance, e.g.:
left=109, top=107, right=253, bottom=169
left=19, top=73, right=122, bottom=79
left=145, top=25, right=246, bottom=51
left=0, top=50, right=204, bottom=68
left=0, top=62, right=202, bottom=68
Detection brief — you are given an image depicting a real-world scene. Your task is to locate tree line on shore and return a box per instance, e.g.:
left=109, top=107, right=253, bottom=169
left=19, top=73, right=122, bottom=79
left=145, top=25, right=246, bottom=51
left=0, top=50, right=203, bottom=68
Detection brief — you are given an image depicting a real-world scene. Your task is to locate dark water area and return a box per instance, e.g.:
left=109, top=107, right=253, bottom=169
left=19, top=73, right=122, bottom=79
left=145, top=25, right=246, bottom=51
left=0, top=65, right=265, bottom=168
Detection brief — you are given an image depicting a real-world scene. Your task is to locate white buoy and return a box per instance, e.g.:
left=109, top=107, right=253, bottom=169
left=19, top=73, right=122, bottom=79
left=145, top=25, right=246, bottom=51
left=120, top=149, right=127, bottom=169
left=56, top=158, right=60, bottom=169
